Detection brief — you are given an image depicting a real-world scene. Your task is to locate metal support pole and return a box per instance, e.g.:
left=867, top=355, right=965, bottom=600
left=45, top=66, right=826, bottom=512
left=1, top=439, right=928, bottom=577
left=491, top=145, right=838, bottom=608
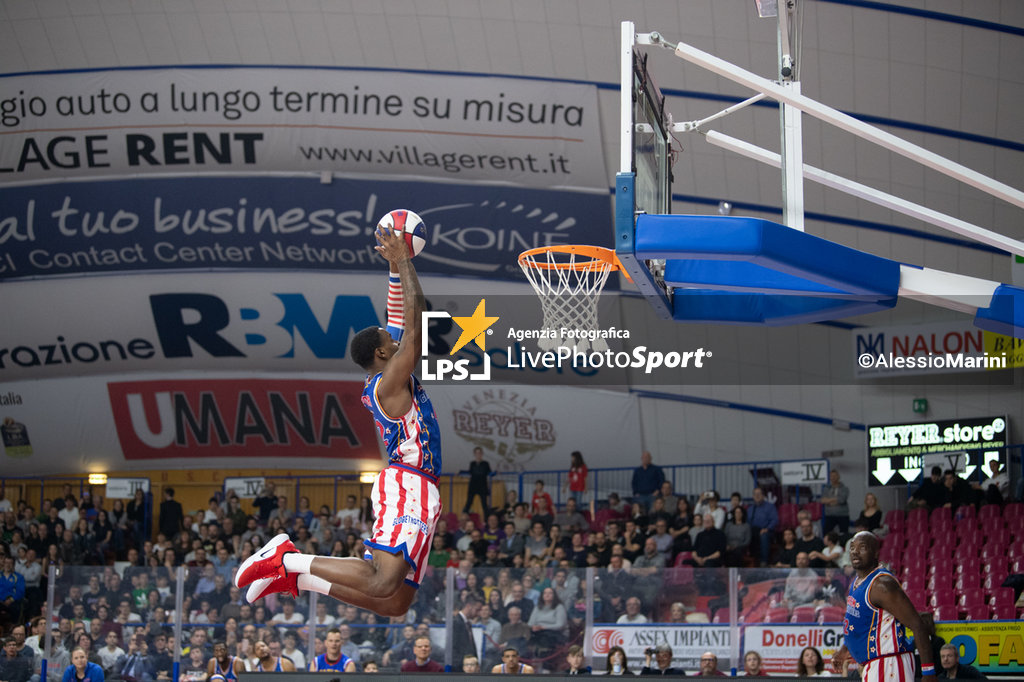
left=780, top=83, right=805, bottom=231
left=308, top=591, right=318, bottom=667
left=42, top=564, right=56, bottom=682
left=444, top=566, right=455, bottom=672
left=583, top=567, right=595, bottom=668
left=728, top=568, right=740, bottom=676
left=173, top=566, right=184, bottom=682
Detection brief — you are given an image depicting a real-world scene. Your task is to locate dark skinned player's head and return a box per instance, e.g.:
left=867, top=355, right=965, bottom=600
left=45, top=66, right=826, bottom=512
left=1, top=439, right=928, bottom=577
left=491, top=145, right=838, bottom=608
left=350, top=326, right=385, bottom=370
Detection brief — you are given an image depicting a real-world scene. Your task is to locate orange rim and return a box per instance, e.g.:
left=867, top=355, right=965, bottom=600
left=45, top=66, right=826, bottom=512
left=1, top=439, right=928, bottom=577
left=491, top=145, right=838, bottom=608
left=518, top=245, right=624, bottom=272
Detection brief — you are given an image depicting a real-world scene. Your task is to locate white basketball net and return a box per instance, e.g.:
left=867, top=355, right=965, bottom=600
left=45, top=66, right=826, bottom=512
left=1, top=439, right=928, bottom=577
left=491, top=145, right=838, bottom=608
left=519, top=248, right=615, bottom=353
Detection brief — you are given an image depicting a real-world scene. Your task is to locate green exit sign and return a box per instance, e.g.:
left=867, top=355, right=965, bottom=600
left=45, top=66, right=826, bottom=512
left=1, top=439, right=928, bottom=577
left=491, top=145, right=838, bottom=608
left=912, top=398, right=928, bottom=414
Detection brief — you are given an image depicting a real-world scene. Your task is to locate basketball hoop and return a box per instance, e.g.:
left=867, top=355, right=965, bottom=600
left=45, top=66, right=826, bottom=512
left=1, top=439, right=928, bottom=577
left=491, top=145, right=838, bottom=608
left=517, top=245, right=627, bottom=353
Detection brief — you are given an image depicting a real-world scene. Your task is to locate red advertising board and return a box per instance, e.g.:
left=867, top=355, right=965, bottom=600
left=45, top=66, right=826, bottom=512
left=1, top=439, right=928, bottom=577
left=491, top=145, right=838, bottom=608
left=108, top=379, right=378, bottom=459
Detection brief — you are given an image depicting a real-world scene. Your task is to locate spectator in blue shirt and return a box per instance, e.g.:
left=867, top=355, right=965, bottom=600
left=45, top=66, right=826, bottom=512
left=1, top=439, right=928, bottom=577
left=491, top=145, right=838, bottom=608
left=747, top=487, right=779, bottom=567
left=0, top=557, right=25, bottom=629
left=63, top=647, right=105, bottom=682
left=631, top=452, right=665, bottom=513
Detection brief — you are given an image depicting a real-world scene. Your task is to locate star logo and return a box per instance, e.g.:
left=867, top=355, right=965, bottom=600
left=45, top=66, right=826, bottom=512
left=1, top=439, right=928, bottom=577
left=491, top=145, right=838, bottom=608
left=449, top=299, right=499, bottom=354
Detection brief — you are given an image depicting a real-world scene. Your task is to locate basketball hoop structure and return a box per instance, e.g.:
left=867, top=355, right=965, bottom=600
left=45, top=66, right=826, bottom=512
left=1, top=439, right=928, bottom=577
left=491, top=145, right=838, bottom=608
left=518, top=245, right=628, bottom=353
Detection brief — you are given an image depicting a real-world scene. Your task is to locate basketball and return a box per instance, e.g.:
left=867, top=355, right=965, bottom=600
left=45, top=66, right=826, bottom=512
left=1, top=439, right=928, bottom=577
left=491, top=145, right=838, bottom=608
left=377, top=209, right=427, bottom=257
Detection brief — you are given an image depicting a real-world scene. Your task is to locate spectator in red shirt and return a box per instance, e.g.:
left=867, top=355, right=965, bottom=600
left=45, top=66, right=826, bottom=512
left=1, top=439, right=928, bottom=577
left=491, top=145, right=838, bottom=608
left=565, top=451, right=588, bottom=507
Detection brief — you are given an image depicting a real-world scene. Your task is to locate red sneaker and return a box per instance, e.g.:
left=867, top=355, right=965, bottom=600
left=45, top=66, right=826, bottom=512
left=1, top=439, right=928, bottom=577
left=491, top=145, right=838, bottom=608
left=234, top=533, right=297, bottom=588
left=246, top=572, right=299, bottom=602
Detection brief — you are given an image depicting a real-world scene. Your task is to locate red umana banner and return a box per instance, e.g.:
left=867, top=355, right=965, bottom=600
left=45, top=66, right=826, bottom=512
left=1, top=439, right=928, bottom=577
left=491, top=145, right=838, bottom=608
left=108, top=379, right=378, bottom=459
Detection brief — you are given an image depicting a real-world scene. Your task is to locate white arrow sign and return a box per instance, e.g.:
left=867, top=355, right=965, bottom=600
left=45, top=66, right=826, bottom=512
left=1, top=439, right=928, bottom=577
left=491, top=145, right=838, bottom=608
left=899, top=467, right=920, bottom=482
left=874, top=458, right=896, bottom=485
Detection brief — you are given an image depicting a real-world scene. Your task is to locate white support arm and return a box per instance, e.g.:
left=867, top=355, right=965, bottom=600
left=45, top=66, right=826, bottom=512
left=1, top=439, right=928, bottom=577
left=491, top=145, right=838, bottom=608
left=671, top=40, right=1024, bottom=210
left=704, top=130, right=1024, bottom=256
left=897, top=266, right=1000, bottom=314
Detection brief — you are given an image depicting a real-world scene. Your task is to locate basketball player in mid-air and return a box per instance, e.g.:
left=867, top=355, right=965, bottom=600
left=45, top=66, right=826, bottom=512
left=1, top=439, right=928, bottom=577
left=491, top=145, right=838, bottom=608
left=235, top=221, right=442, bottom=618
left=831, top=531, right=934, bottom=681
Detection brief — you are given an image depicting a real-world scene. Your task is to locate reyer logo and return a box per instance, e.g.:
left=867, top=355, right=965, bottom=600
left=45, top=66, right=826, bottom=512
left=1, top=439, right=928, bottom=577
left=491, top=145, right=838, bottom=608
left=150, top=292, right=381, bottom=360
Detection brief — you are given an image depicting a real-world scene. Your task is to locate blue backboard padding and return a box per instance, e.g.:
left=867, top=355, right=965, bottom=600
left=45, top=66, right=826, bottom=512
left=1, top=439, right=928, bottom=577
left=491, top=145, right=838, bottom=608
left=672, top=290, right=898, bottom=325
left=665, top=260, right=850, bottom=295
left=973, top=284, right=1024, bottom=339
left=635, top=214, right=902, bottom=297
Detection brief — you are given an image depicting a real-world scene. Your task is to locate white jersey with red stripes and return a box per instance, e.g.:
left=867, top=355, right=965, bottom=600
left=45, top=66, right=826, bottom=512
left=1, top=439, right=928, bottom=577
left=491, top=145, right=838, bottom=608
left=365, top=465, right=441, bottom=586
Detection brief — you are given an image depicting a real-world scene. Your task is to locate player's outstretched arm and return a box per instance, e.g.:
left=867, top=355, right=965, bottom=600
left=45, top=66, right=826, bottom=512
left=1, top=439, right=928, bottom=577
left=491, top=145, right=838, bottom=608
left=871, top=575, right=934, bottom=672
left=374, top=225, right=424, bottom=416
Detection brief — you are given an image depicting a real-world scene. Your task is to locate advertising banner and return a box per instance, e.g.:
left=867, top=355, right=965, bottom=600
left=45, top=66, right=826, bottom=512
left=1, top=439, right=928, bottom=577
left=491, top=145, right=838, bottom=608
left=222, top=477, right=267, bottom=500
left=936, top=620, right=1024, bottom=673
left=742, top=624, right=845, bottom=675
left=108, top=378, right=377, bottom=460
left=590, top=625, right=732, bottom=672
left=0, top=67, right=607, bottom=189
left=104, top=477, right=150, bottom=499
left=866, top=415, right=1009, bottom=487
left=0, top=176, right=612, bottom=281
left=780, top=460, right=829, bottom=486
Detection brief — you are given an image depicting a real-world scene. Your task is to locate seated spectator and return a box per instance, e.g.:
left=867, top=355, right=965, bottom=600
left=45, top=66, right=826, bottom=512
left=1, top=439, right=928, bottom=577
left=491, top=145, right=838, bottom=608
left=774, top=528, right=799, bottom=567
left=697, top=652, right=727, bottom=677
left=725, top=506, right=752, bottom=567
left=606, top=492, right=627, bottom=518
left=795, top=646, right=825, bottom=677
left=511, top=503, right=531, bottom=536
left=499, top=607, right=531, bottom=653
left=910, top=467, right=946, bottom=510
left=498, top=522, right=525, bottom=565
left=400, top=636, right=442, bottom=673
left=380, top=625, right=415, bottom=670
left=492, top=647, right=534, bottom=675
left=528, top=587, right=568, bottom=654
left=616, top=596, right=648, bottom=624
left=942, top=470, right=974, bottom=511
left=1, top=637, right=32, bottom=682
left=64, top=646, right=105, bottom=682
left=524, top=521, right=552, bottom=563
left=694, top=491, right=725, bottom=529
left=688, top=514, right=725, bottom=568
left=795, top=516, right=826, bottom=567
left=647, top=498, right=673, bottom=527
left=783, top=553, right=822, bottom=607
left=854, top=493, right=883, bottom=534
left=648, top=518, right=674, bottom=562
left=973, top=459, right=1009, bottom=505
left=606, top=646, right=631, bottom=676
left=555, top=499, right=588, bottom=534
left=96, top=631, right=124, bottom=675
left=531, top=497, right=554, bottom=531
left=642, top=643, right=684, bottom=676
left=657, top=482, right=679, bottom=516
left=938, top=643, right=985, bottom=679
left=669, top=498, right=694, bottom=555
left=743, top=651, right=766, bottom=677
left=809, top=532, right=843, bottom=568
left=565, top=645, right=591, bottom=675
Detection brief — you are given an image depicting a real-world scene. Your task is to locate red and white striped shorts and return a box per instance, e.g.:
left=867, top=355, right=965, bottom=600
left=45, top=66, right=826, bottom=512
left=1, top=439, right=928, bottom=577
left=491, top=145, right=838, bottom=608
left=364, top=465, right=441, bottom=587
left=860, top=652, right=916, bottom=682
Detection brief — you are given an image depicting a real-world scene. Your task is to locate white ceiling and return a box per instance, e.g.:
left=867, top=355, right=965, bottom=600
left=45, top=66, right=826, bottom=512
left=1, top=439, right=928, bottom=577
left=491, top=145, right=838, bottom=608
left=1, top=0, right=1022, bottom=286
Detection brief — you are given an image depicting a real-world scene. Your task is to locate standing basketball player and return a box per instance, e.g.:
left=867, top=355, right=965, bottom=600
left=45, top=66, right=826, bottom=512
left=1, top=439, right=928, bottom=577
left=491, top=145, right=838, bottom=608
left=831, top=531, right=934, bottom=681
left=235, top=223, right=442, bottom=618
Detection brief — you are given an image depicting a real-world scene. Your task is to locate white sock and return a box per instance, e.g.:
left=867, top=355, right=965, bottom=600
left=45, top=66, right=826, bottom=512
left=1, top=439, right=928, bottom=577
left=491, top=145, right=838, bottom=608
left=297, top=573, right=333, bottom=596
left=283, top=553, right=313, bottom=574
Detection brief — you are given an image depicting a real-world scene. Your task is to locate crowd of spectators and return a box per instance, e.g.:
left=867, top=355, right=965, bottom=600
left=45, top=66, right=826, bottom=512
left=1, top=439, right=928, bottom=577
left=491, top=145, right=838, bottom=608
left=0, top=451, right=1017, bottom=678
